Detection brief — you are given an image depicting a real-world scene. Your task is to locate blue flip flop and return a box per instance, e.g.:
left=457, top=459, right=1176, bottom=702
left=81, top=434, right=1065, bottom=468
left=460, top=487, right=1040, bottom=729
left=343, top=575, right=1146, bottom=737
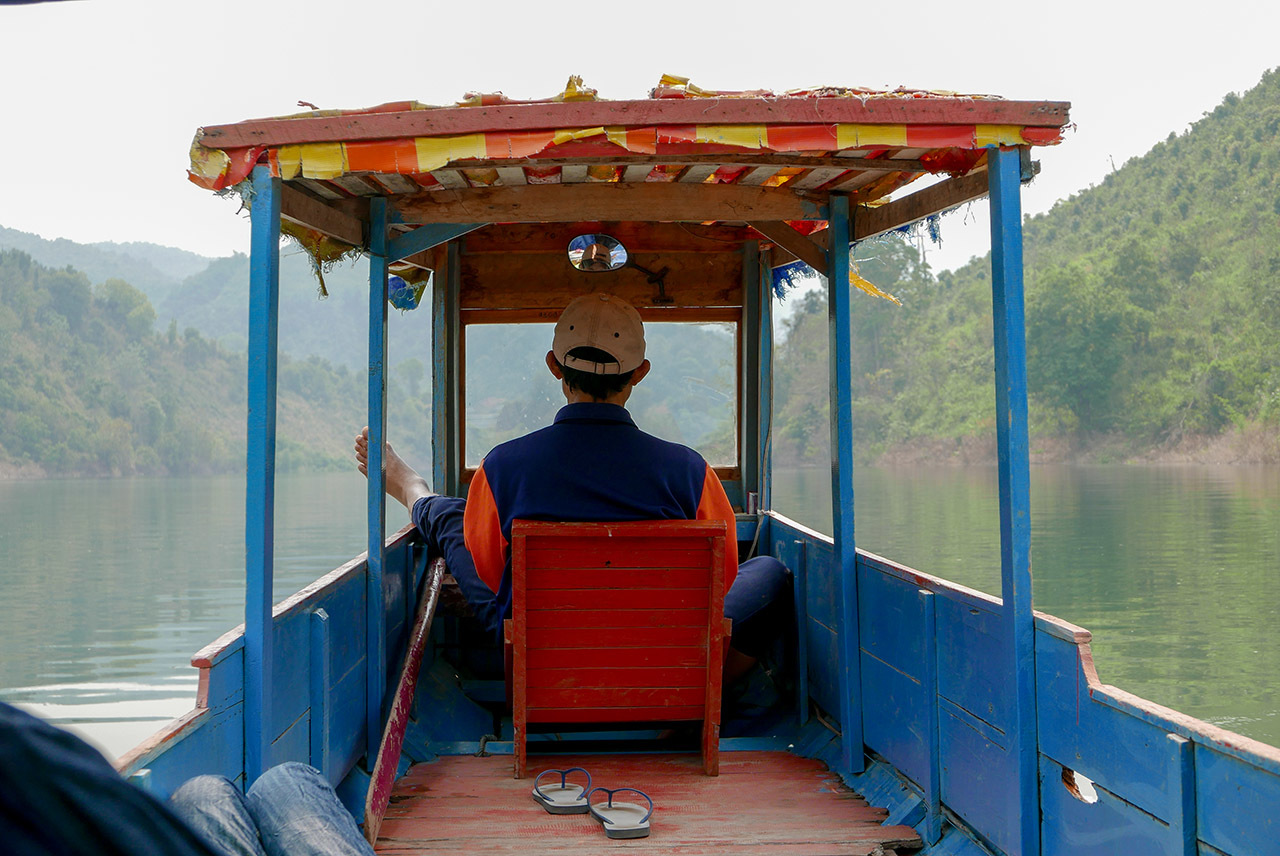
left=531, top=767, right=592, bottom=814
left=588, top=786, right=654, bottom=839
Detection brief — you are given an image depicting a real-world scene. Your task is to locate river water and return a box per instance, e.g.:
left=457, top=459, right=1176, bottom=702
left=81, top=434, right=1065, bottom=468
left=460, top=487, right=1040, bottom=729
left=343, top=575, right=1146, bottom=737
left=1, top=466, right=1277, bottom=758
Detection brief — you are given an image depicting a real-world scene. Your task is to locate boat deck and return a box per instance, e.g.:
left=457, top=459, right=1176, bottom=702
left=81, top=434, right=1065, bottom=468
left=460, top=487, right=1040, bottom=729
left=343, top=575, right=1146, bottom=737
left=374, top=750, right=922, bottom=855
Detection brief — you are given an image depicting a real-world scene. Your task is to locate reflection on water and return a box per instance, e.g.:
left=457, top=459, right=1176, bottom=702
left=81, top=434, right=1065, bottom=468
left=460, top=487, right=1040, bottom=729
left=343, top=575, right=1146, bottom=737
left=1, top=467, right=1277, bottom=757
left=0, top=473, right=371, bottom=758
left=772, top=465, right=1280, bottom=747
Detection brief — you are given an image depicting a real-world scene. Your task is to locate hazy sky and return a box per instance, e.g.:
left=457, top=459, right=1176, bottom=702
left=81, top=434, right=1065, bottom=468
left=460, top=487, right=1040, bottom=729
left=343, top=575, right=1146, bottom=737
left=2, top=0, right=1277, bottom=274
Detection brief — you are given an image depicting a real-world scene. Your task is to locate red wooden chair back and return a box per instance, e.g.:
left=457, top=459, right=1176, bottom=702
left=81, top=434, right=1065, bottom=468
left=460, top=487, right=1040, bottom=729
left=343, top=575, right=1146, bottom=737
left=506, top=520, right=729, bottom=778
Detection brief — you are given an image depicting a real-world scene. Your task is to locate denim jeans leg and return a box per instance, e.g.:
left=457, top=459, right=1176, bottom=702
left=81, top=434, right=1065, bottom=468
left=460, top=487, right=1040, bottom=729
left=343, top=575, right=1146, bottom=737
left=246, top=762, right=375, bottom=856
left=169, top=775, right=269, bottom=856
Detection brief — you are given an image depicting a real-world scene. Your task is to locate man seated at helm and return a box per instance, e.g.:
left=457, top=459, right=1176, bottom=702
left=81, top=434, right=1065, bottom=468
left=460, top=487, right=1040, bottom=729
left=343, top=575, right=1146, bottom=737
left=355, top=292, right=789, bottom=680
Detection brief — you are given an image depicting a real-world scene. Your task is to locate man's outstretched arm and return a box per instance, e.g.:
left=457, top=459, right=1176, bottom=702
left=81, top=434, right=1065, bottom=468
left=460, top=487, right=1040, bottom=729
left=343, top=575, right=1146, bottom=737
left=354, top=427, right=434, bottom=510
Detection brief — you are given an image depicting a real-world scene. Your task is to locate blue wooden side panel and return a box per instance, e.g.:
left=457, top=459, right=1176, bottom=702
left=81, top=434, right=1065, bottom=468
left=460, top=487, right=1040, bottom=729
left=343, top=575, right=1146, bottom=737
left=1040, top=754, right=1173, bottom=856
left=769, top=518, right=841, bottom=724
left=936, top=596, right=1011, bottom=734
left=121, top=532, right=419, bottom=797
left=1037, top=625, right=1280, bottom=856
left=1195, top=747, right=1280, bottom=856
left=940, top=700, right=1018, bottom=854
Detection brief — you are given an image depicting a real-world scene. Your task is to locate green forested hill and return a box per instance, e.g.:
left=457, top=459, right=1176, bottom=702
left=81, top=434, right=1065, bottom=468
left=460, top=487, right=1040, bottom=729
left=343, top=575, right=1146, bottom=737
left=773, top=67, right=1280, bottom=465
left=0, top=250, right=432, bottom=477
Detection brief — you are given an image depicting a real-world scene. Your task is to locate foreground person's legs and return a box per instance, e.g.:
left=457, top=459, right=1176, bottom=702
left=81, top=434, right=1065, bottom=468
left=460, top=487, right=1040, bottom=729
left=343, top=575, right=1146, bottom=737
left=246, top=762, right=373, bottom=856
left=170, top=776, right=269, bottom=856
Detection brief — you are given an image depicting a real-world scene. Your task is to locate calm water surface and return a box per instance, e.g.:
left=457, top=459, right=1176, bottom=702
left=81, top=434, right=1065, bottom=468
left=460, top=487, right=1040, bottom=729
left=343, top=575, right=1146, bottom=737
left=1, top=466, right=1277, bottom=757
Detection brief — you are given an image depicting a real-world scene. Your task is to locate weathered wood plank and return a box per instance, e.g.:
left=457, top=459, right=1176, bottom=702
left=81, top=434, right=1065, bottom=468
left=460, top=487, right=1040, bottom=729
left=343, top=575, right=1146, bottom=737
left=458, top=251, right=743, bottom=311
left=853, top=169, right=990, bottom=241
left=392, top=183, right=828, bottom=225
left=200, top=98, right=1071, bottom=147
left=376, top=751, right=923, bottom=854
left=281, top=184, right=364, bottom=246
left=461, top=222, right=757, bottom=254
left=749, top=221, right=827, bottom=272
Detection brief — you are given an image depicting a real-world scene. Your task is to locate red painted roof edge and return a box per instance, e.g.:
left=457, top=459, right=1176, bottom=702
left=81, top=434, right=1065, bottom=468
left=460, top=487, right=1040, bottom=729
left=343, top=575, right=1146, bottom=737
left=198, top=97, right=1072, bottom=149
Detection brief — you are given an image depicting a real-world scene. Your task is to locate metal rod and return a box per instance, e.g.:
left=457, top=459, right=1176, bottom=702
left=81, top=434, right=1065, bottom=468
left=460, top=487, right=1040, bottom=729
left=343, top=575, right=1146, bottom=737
left=825, top=193, right=864, bottom=774
left=366, top=197, right=390, bottom=761
left=245, top=164, right=281, bottom=785
left=988, top=145, right=1039, bottom=855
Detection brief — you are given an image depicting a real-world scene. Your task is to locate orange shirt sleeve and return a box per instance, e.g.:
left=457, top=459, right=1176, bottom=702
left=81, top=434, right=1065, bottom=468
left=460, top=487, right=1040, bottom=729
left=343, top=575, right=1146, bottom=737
left=695, top=463, right=738, bottom=591
left=463, top=463, right=508, bottom=594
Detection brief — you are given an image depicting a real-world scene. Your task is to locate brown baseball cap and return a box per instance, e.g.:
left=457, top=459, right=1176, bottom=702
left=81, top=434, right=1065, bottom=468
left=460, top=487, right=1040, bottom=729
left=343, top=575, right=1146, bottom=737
left=552, top=293, right=646, bottom=374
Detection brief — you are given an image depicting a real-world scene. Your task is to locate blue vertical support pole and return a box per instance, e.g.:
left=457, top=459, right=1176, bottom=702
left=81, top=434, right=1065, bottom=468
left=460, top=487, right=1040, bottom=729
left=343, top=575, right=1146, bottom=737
left=988, top=146, right=1038, bottom=855
left=431, top=242, right=461, bottom=496
left=757, top=249, right=774, bottom=512
left=366, top=197, right=390, bottom=760
left=245, top=164, right=281, bottom=785
left=825, top=193, right=864, bottom=774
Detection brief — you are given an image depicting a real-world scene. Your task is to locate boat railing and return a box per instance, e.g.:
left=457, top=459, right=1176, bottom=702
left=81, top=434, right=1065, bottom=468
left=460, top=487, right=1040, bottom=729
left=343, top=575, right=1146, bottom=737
left=766, top=508, right=1280, bottom=856
left=115, top=524, right=425, bottom=799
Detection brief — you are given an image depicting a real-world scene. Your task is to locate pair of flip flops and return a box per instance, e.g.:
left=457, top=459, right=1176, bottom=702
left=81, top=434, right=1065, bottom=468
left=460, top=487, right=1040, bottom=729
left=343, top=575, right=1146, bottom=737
left=531, top=767, right=654, bottom=839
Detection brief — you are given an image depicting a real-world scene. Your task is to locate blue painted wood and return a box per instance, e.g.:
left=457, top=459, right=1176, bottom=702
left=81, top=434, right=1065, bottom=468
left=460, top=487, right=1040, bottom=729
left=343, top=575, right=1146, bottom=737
left=824, top=193, right=863, bottom=775
left=128, top=768, right=152, bottom=792
left=366, top=197, right=390, bottom=761
left=757, top=249, right=774, bottom=512
left=920, top=589, right=942, bottom=845
left=245, top=164, right=281, bottom=785
left=1036, top=631, right=1178, bottom=819
left=792, top=539, right=809, bottom=724
left=857, top=564, right=925, bottom=670
left=860, top=652, right=926, bottom=786
left=936, top=594, right=1012, bottom=735
left=988, top=144, right=1038, bottom=856
left=387, top=223, right=483, bottom=264
left=1040, top=754, right=1174, bottom=856
left=1169, top=735, right=1197, bottom=856
left=805, top=614, right=841, bottom=723
left=741, top=241, right=761, bottom=503
left=431, top=243, right=462, bottom=495
left=310, top=608, right=331, bottom=782
left=940, top=700, right=1018, bottom=855
left=1195, top=744, right=1280, bottom=856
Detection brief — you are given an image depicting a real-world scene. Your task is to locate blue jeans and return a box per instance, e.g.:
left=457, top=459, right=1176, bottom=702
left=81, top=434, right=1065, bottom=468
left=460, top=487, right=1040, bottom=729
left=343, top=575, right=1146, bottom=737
left=169, top=763, right=373, bottom=856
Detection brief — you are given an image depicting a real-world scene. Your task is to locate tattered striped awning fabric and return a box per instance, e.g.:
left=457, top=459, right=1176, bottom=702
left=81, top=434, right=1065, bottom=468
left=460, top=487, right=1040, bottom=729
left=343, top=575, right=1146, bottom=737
left=188, top=74, right=1070, bottom=209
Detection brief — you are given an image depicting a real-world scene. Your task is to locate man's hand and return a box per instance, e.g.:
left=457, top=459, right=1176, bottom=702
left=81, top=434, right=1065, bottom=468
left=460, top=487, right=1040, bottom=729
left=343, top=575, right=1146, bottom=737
left=354, top=427, right=434, bottom=510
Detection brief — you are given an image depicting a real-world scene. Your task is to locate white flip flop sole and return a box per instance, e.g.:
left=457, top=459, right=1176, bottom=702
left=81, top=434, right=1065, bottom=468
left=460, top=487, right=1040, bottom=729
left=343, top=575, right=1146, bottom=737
left=532, top=767, right=592, bottom=814
left=588, top=787, right=654, bottom=839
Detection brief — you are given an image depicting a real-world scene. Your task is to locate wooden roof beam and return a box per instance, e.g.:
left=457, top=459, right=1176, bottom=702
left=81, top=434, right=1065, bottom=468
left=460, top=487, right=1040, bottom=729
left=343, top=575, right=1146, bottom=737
left=749, top=222, right=827, bottom=273
left=390, top=183, right=829, bottom=225
left=281, top=185, right=365, bottom=246
left=853, top=169, right=990, bottom=242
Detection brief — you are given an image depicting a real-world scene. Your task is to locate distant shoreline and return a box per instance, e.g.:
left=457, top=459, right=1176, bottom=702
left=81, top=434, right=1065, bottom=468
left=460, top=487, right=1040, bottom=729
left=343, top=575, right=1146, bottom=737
left=6, top=426, right=1277, bottom=481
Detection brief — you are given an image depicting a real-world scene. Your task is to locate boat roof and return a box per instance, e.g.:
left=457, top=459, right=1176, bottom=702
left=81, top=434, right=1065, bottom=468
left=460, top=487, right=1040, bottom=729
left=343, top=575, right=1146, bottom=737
left=188, top=75, right=1070, bottom=275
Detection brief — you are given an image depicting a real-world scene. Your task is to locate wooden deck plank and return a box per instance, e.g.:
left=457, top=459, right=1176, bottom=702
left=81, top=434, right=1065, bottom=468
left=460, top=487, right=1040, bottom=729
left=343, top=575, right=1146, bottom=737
left=375, top=752, right=922, bottom=855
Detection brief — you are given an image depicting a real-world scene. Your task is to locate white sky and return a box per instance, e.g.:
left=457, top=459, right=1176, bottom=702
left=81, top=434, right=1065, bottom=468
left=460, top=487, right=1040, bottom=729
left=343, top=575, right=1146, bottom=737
left=2, top=0, right=1277, bottom=275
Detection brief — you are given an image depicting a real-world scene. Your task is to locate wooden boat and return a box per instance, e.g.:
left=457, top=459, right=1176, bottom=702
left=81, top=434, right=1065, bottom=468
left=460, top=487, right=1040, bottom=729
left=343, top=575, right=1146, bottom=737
left=116, top=77, right=1280, bottom=854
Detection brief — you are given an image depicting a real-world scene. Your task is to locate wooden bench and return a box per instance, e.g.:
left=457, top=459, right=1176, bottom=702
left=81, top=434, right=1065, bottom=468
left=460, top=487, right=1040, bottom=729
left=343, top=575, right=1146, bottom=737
left=505, top=520, right=730, bottom=778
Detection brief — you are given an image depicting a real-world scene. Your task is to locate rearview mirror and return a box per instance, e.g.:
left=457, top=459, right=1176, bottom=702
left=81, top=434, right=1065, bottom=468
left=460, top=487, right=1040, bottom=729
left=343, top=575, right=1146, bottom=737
left=568, top=234, right=627, bottom=272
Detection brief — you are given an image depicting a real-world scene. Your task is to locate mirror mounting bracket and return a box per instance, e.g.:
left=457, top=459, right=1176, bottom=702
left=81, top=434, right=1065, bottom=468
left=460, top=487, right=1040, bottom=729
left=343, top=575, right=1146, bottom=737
left=628, top=261, right=673, bottom=304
